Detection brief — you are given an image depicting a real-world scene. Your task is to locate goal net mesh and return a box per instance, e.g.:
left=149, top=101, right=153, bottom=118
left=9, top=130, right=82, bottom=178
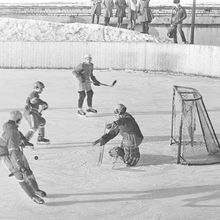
left=171, top=86, right=220, bottom=165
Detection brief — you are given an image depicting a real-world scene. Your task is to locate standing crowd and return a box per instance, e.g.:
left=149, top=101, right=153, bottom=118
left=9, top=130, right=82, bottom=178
left=91, top=0, right=188, bottom=43
left=91, top=0, right=153, bottom=34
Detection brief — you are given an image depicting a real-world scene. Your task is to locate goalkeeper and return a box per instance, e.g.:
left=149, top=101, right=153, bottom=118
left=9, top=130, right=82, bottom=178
left=24, top=81, right=49, bottom=144
left=93, top=104, right=143, bottom=167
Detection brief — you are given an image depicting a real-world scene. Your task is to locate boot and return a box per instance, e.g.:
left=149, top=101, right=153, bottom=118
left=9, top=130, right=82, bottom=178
left=86, top=108, right=97, bottom=113
left=35, top=189, right=47, bottom=197
left=32, top=195, right=45, bottom=204
left=37, top=136, right=50, bottom=144
left=77, top=109, right=86, bottom=116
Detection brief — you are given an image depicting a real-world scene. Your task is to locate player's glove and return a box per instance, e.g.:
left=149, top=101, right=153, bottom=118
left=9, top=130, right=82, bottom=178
left=41, top=102, right=48, bottom=111
left=106, top=123, right=113, bottom=130
left=20, top=139, right=34, bottom=148
left=93, top=81, right=100, bottom=86
left=92, top=138, right=105, bottom=146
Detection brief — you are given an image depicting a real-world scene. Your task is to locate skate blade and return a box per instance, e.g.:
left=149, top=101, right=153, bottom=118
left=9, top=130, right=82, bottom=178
left=76, top=114, right=87, bottom=118
left=36, top=142, right=50, bottom=145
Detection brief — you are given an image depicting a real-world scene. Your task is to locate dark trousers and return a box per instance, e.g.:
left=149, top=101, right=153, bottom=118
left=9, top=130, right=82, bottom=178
left=104, top=17, right=110, bottom=26
left=141, top=22, right=149, bottom=34
left=92, top=15, right=100, bottom=24
left=117, top=17, right=124, bottom=27
left=173, top=23, right=187, bottom=43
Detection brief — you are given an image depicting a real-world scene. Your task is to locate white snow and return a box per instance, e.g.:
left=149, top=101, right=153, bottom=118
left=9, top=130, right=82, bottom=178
left=0, top=68, right=220, bottom=220
left=0, top=18, right=168, bottom=42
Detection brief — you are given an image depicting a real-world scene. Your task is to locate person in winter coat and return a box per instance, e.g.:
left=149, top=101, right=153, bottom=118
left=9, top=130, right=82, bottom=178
left=137, top=0, right=153, bottom=34
left=0, top=110, right=46, bottom=204
left=170, top=0, right=187, bottom=44
left=103, top=0, right=114, bottom=26
left=91, top=0, right=102, bottom=24
left=126, top=0, right=137, bottom=30
left=93, top=104, right=143, bottom=167
left=115, top=0, right=127, bottom=28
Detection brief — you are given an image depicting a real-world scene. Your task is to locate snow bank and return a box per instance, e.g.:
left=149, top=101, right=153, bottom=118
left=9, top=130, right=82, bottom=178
left=0, top=18, right=169, bottom=43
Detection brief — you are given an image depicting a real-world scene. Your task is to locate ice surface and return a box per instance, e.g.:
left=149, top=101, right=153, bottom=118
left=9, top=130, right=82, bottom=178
left=0, top=69, right=220, bottom=220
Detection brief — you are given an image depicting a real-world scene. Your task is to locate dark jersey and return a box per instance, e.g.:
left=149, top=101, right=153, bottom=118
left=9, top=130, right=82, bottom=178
left=0, top=120, right=21, bottom=154
left=25, top=91, right=46, bottom=112
left=102, top=112, right=143, bottom=144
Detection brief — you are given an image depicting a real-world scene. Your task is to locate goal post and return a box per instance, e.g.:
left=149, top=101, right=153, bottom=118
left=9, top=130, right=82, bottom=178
left=170, top=85, right=220, bottom=165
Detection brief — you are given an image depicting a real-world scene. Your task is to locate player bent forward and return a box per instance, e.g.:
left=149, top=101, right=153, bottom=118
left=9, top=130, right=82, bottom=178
left=0, top=110, right=46, bottom=204
left=72, top=54, right=101, bottom=116
left=24, top=81, right=49, bottom=144
left=93, top=104, right=143, bottom=166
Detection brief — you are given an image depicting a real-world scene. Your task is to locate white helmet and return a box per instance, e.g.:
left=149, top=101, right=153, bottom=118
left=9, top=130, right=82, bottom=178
left=84, top=53, right=92, bottom=59
left=114, top=104, right=127, bottom=115
left=34, top=81, right=45, bottom=90
left=10, top=110, right=22, bottom=122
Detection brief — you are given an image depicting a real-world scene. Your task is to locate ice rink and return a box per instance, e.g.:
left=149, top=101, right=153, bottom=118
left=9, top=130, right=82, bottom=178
left=0, top=69, right=220, bottom=220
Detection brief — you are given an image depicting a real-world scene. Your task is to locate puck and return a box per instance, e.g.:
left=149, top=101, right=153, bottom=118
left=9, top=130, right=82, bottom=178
left=34, top=156, right=38, bottom=160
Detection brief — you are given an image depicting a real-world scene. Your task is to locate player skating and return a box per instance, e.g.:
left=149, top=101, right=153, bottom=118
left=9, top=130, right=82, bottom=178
left=0, top=110, right=46, bottom=204
left=72, top=54, right=101, bottom=116
left=24, top=81, right=49, bottom=144
left=93, top=104, right=143, bottom=167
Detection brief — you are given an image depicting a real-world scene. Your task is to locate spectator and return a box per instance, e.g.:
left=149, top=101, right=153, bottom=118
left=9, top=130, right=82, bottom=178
left=103, top=0, right=114, bottom=26
left=91, top=0, right=102, bottom=24
left=115, top=0, right=127, bottom=28
left=170, top=0, right=187, bottom=44
left=126, top=0, right=137, bottom=30
left=137, top=0, right=153, bottom=34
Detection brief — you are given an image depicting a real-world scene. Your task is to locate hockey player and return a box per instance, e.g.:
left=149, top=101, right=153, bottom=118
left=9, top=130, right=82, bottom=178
left=0, top=110, right=46, bottom=204
left=93, top=104, right=143, bottom=166
left=72, top=54, right=101, bottom=116
left=24, top=81, right=49, bottom=144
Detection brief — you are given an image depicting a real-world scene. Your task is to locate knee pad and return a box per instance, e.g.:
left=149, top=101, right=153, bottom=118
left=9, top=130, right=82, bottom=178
left=124, top=148, right=140, bottom=167
left=39, top=117, right=46, bottom=126
left=86, top=90, right=94, bottom=98
left=13, top=171, right=24, bottom=181
left=78, top=91, right=86, bottom=99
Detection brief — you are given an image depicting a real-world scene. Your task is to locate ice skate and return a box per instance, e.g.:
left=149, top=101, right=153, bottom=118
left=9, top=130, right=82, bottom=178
left=35, top=189, right=47, bottom=197
left=32, top=195, right=45, bottom=204
left=77, top=109, right=86, bottom=117
left=86, top=108, right=97, bottom=114
left=37, top=136, right=50, bottom=145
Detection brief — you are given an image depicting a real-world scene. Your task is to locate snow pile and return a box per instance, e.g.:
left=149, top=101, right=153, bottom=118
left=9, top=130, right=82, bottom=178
left=0, top=18, right=168, bottom=43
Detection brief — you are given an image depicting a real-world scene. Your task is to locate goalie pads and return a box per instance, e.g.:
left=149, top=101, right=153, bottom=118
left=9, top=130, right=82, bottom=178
left=124, top=147, right=140, bottom=167
left=109, top=146, right=140, bottom=167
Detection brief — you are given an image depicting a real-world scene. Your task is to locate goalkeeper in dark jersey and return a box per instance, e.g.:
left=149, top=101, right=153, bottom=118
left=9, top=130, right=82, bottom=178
left=93, top=104, right=143, bottom=166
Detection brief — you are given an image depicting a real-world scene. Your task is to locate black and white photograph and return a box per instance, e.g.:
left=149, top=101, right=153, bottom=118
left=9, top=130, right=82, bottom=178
left=0, top=0, right=220, bottom=219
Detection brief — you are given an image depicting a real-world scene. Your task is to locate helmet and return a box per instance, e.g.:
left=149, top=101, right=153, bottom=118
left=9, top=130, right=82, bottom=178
left=84, top=53, right=92, bottom=59
left=34, top=81, right=45, bottom=90
left=173, top=0, right=180, bottom=3
left=114, top=104, right=127, bottom=115
left=10, top=110, right=22, bottom=122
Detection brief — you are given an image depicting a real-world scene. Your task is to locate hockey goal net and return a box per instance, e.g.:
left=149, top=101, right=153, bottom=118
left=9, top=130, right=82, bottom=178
left=170, top=85, right=220, bottom=165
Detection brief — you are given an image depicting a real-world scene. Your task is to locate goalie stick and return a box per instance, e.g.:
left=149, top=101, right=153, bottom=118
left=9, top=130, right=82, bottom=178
left=90, top=80, right=117, bottom=87
left=97, top=122, right=107, bottom=166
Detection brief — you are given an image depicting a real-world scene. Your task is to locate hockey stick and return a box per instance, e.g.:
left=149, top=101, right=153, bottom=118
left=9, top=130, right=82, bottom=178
left=97, top=122, right=107, bottom=166
left=89, top=80, right=117, bottom=87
